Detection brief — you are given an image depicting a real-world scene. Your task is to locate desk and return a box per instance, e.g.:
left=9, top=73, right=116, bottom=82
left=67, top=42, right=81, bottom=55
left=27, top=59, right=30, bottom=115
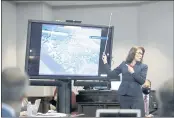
left=20, top=112, right=68, bottom=117
left=76, top=90, right=120, bottom=117
left=32, top=113, right=68, bottom=117
left=76, top=90, right=158, bottom=117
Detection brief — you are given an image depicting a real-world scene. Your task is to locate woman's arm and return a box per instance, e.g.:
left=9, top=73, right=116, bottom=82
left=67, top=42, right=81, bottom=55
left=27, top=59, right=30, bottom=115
left=104, top=61, right=123, bottom=78
left=132, top=64, right=148, bottom=85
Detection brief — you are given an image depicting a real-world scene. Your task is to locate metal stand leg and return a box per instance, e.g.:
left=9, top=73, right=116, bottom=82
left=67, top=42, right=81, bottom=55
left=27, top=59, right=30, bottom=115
left=56, top=80, right=71, bottom=114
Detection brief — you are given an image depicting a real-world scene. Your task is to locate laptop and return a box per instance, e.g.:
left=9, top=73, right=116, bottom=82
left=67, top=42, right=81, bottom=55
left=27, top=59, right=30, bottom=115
left=96, top=109, right=141, bottom=117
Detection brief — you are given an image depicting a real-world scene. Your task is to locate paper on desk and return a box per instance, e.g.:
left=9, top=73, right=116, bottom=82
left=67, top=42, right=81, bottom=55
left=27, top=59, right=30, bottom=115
left=110, top=74, right=122, bottom=90
left=35, top=113, right=67, bottom=117
left=71, top=114, right=85, bottom=117
left=111, top=81, right=121, bottom=90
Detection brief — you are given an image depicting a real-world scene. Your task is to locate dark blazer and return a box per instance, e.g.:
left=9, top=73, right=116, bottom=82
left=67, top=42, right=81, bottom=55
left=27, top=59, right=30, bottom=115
left=104, top=61, right=148, bottom=97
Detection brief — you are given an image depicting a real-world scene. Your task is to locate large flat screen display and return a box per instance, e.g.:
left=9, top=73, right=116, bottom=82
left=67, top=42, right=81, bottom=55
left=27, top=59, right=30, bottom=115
left=25, top=20, right=114, bottom=79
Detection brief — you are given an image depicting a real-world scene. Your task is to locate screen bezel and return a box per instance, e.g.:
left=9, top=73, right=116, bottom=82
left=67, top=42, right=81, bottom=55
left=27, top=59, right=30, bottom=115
left=25, top=20, right=114, bottom=80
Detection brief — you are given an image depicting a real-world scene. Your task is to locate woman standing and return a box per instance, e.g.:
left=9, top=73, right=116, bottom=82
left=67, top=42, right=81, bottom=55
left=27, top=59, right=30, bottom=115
left=102, top=46, right=148, bottom=117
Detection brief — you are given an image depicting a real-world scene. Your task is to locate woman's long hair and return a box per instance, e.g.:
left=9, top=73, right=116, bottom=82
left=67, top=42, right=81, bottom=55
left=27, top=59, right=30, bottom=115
left=125, top=46, right=145, bottom=63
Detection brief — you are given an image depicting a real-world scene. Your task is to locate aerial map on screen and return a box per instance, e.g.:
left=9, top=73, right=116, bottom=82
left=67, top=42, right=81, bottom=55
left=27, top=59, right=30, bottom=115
left=39, top=24, right=102, bottom=76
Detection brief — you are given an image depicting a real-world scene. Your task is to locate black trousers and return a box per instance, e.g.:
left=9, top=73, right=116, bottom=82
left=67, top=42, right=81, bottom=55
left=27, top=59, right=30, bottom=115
left=118, top=95, right=145, bottom=117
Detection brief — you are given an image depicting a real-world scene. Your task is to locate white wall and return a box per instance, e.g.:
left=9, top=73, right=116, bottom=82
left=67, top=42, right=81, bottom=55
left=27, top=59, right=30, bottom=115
left=42, top=4, right=53, bottom=21
left=53, top=2, right=173, bottom=90
left=16, top=3, right=53, bottom=70
left=16, top=3, right=54, bottom=97
left=16, top=3, right=43, bottom=70
left=2, top=1, right=16, bottom=69
left=139, top=1, right=173, bottom=89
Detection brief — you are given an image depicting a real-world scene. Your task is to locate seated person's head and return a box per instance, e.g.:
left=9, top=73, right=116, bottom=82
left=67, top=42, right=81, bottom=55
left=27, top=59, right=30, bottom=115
left=2, top=67, right=29, bottom=116
left=157, top=79, right=174, bottom=117
left=143, top=79, right=151, bottom=88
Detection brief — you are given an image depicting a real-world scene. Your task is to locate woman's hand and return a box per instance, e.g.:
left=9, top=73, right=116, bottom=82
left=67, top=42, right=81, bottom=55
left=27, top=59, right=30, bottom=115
left=126, top=64, right=135, bottom=74
left=102, top=54, right=107, bottom=64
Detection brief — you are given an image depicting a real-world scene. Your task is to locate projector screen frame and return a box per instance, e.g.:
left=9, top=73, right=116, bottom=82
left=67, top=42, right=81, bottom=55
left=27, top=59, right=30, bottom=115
left=25, top=20, right=114, bottom=80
